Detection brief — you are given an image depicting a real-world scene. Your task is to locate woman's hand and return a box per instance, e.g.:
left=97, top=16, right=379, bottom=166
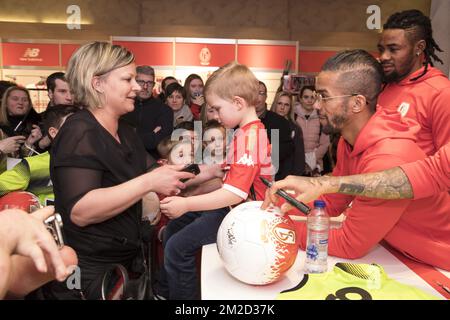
left=25, top=125, right=43, bottom=146
left=38, top=135, right=52, bottom=150
left=0, top=136, right=26, bottom=154
left=192, top=95, right=205, bottom=106
left=147, top=164, right=195, bottom=196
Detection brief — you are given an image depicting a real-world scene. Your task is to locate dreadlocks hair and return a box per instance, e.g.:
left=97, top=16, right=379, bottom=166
left=383, top=9, right=443, bottom=81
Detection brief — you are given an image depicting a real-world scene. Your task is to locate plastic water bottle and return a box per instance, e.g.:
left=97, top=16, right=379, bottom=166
left=305, top=200, right=329, bottom=273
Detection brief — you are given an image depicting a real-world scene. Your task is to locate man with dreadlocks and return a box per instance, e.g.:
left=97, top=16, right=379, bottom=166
left=377, top=9, right=450, bottom=157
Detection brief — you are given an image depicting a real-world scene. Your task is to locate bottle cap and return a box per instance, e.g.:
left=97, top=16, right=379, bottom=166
left=313, top=200, right=326, bottom=208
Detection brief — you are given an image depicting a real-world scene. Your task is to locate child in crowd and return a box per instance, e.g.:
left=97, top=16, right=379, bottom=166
left=172, top=121, right=202, bottom=160
left=173, top=120, right=229, bottom=198
left=202, top=119, right=227, bottom=165
left=200, top=103, right=216, bottom=128
left=146, top=138, right=196, bottom=273
left=157, top=62, right=273, bottom=300
left=157, top=137, right=194, bottom=167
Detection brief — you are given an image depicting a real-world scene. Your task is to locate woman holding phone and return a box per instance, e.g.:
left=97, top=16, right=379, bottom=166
left=44, top=42, right=194, bottom=299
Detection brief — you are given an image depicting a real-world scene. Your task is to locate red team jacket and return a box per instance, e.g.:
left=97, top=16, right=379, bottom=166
left=223, top=120, right=272, bottom=201
left=294, top=109, right=450, bottom=271
left=378, top=66, right=450, bottom=156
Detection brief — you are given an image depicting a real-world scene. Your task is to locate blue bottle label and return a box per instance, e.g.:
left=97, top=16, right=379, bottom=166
left=306, top=244, right=319, bottom=261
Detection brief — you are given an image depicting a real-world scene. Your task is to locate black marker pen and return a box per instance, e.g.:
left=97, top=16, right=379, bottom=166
left=260, top=177, right=311, bottom=215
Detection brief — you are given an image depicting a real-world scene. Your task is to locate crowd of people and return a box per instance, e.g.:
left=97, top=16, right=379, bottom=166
left=0, top=9, right=448, bottom=300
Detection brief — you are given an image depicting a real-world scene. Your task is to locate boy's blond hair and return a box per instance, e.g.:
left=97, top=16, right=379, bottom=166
left=204, top=62, right=259, bottom=107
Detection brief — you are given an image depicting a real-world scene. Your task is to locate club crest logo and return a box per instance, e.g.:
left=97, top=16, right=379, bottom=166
left=397, top=102, right=410, bottom=117
left=273, top=226, right=296, bottom=244
left=199, top=47, right=211, bottom=66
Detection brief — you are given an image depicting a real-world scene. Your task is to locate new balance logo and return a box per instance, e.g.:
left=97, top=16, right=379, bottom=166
left=23, top=48, right=40, bottom=58
left=236, top=154, right=254, bottom=166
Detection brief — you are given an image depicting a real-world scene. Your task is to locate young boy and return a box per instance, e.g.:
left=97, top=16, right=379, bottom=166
left=158, top=62, right=272, bottom=299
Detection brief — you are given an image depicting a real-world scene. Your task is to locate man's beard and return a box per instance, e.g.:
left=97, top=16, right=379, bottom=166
left=320, top=110, right=347, bottom=135
left=321, top=121, right=340, bottom=135
left=256, top=103, right=267, bottom=116
left=383, top=50, right=417, bottom=83
left=138, top=90, right=152, bottom=100
left=383, top=70, right=401, bottom=83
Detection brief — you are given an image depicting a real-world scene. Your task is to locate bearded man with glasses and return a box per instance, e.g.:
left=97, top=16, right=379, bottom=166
left=263, top=49, right=450, bottom=271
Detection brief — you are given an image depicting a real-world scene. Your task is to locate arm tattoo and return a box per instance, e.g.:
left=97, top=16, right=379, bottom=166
left=339, top=183, right=365, bottom=194
left=337, top=167, right=413, bottom=199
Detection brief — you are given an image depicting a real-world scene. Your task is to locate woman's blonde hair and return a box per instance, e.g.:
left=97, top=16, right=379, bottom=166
left=0, top=86, right=33, bottom=126
left=66, top=41, right=135, bottom=109
left=204, top=62, right=259, bottom=107
left=270, top=91, right=295, bottom=122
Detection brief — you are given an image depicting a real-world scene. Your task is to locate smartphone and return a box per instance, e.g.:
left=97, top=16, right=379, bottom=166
left=180, top=163, right=200, bottom=182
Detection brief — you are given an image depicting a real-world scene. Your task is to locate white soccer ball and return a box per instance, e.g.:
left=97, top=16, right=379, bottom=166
left=217, top=201, right=298, bottom=285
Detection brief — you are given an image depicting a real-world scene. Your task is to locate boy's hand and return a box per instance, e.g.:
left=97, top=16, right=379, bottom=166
left=160, top=196, right=189, bottom=219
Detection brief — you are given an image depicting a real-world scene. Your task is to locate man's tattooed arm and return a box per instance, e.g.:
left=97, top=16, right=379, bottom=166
left=334, top=167, right=413, bottom=199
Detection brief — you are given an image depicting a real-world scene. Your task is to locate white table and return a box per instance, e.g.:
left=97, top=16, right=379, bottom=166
left=201, top=243, right=447, bottom=300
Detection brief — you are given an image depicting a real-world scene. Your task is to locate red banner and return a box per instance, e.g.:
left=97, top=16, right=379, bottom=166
left=2, top=43, right=60, bottom=67
left=175, top=43, right=235, bottom=67
left=237, top=44, right=296, bottom=70
left=113, top=41, right=173, bottom=66
left=299, top=50, right=380, bottom=73
left=61, top=44, right=82, bottom=67
left=298, top=50, right=337, bottom=73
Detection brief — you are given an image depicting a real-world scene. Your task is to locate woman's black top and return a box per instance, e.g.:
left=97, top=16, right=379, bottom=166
left=50, top=109, right=148, bottom=297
